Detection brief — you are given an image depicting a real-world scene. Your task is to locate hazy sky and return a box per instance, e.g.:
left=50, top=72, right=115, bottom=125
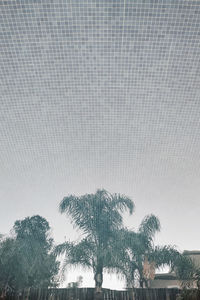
left=1, top=0, right=200, bottom=289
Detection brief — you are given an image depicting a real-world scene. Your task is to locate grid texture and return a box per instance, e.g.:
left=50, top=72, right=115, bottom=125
left=0, top=1, right=200, bottom=254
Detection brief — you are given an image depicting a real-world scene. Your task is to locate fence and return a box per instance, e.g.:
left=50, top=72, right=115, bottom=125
left=1, top=288, right=181, bottom=300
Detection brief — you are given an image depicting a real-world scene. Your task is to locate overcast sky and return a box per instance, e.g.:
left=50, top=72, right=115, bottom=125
left=0, top=0, right=200, bottom=289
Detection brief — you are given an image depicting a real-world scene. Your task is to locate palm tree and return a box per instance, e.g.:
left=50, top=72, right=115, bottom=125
left=116, top=215, right=180, bottom=288
left=175, top=253, right=200, bottom=289
left=55, top=189, right=134, bottom=294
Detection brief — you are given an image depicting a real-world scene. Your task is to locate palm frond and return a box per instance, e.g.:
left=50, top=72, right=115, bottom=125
left=138, top=214, right=161, bottom=239
left=59, top=189, right=134, bottom=237
left=175, top=254, right=196, bottom=281
left=54, top=242, right=71, bottom=256
left=149, top=245, right=179, bottom=268
left=56, top=238, right=94, bottom=268
left=110, top=193, right=135, bottom=215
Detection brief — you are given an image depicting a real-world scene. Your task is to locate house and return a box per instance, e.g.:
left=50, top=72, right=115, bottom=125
left=149, top=250, right=200, bottom=289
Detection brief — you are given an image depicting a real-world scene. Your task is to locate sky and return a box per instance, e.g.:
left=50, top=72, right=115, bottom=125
left=0, top=0, right=200, bottom=290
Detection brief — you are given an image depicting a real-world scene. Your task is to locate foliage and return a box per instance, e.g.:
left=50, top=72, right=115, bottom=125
left=0, top=215, right=59, bottom=290
left=176, top=289, right=200, bottom=300
left=114, top=214, right=180, bottom=288
left=175, top=254, right=200, bottom=289
left=56, top=189, right=134, bottom=290
left=0, top=237, right=23, bottom=290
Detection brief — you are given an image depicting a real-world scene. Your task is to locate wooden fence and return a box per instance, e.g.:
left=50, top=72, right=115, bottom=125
left=1, top=287, right=181, bottom=300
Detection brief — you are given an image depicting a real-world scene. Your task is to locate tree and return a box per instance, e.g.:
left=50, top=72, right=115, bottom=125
left=56, top=189, right=134, bottom=294
left=0, top=215, right=59, bottom=290
left=175, top=253, right=200, bottom=289
left=174, top=255, right=200, bottom=299
left=0, top=237, right=23, bottom=291
left=116, top=215, right=180, bottom=288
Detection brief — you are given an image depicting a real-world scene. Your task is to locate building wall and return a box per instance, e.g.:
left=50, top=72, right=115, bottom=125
left=149, top=279, right=181, bottom=289
left=185, top=251, right=200, bottom=268
left=149, top=251, right=200, bottom=289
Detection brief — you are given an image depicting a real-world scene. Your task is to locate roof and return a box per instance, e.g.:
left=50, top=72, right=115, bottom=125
left=154, top=273, right=178, bottom=280
left=183, top=251, right=200, bottom=256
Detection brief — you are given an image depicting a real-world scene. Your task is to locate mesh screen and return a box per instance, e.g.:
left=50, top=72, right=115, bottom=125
left=1, top=1, right=200, bottom=283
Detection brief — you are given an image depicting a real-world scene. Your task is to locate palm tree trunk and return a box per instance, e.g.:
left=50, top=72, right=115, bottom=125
left=94, top=267, right=103, bottom=292
left=94, top=261, right=103, bottom=300
left=139, top=278, right=148, bottom=288
left=139, top=279, right=143, bottom=288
